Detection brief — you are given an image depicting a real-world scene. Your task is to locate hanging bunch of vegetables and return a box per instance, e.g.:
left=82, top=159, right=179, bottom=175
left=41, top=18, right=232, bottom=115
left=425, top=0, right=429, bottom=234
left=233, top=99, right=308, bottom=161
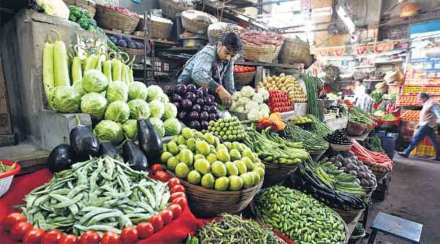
left=68, top=6, right=96, bottom=31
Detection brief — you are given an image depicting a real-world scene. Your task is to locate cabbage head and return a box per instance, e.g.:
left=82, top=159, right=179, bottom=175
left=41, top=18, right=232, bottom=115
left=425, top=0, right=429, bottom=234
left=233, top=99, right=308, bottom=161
left=122, top=119, right=138, bottom=140
left=128, top=82, right=148, bottom=100
left=149, top=100, right=164, bottom=118
left=128, top=99, right=150, bottom=119
left=146, top=85, right=164, bottom=102
left=104, top=101, right=130, bottom=123
left=82, top=69, right=109, bottom=93
left=73, top=80, right=85, bottom=96
left=163, top=103, right=178, bottom=120
left=94, top=120, right=124, bottom=144
left=106, top=81, right=128, bottom=102
left=149, top=118, right=165, bottom=137
left=164, top=118, right=182, bottom=136
left=80, top=92, right=108, bottom=119
left=52, top=86, right=81, bottom=113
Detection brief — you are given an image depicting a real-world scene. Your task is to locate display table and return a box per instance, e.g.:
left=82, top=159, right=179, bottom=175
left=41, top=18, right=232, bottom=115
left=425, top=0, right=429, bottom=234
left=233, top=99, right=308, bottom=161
left=0, top=170, right=205, bottom=244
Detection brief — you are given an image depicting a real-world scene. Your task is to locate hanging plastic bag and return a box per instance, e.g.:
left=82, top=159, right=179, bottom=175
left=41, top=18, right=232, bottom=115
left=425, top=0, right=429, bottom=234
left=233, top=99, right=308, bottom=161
left=36, top=0, right=70, bottom=19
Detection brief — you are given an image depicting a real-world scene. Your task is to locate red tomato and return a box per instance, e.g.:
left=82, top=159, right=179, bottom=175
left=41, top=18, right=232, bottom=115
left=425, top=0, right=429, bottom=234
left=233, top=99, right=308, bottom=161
left=167, top=177, right=181, bottom=188
left=168, top=204, right=182, bottom=219
left=101, top=232, right=120, bottom=244
left=172, top=197, right=187, bottom=209
left=120, top=227, right=138, bottom=244
left=10, top=221, right=33, bottom=241
left=170, top=192, right=186, bottom=201
left=42, top=230, right=64, bottom=244
left=136, top=222, right=154, bottom=239
left=3, top=212, right=27, bottom=232
left=59, top=234, right=78, bottom=244
left=170, top=185, right=185, bottom=193
left=150, top=164, right=164, bottom=173
left=79, top=231, right=100, bottom=244
left=154, top=170, right=171, bottom=182
left=23, top=228, right=45, bottom=244
left=149, top=215, right=164, bottom=232
left=160, top=210, right=173, bottom=225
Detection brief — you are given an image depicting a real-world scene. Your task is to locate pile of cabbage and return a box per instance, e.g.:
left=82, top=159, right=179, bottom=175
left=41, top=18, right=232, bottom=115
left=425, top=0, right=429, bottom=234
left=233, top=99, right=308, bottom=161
left=230, top=86, right=270, bottom=121
left=51, top=69, right=181, bottom=144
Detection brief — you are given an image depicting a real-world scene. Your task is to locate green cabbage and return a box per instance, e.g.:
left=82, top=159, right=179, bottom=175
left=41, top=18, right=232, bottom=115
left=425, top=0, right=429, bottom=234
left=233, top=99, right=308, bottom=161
left=128, top=82, right=148, bottom=100
left=82, top=69, right=109, bottom=93
left=149, top=118, right=165, bottom=137
left=164, top=118, right=182, bottom=136
left=128, top=99, right=150, bottom=119
left=149, top=100, right=164, bottom=118
left=94, top=120, right=124, bottom=144
left=52, top=86, right=81, bottom=113
left=163, top=103, right=178, bottom=119
left=146, top=85, right=164, bottom=102
left=73, top=80, right=85, bottom=96
left=80, top=92, right=108, bottom=119
left=106, top=81, right=128, bottom=102
left=122, top=119, right=138, bottom=140
left=104, top=101, right=130, bottom=123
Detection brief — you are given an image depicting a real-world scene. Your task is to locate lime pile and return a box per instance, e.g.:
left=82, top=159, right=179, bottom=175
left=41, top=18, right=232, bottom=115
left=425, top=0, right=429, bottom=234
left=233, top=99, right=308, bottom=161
left=207, top=117, right=246, bottom=142
left=161, top=128, right=265, bottom=191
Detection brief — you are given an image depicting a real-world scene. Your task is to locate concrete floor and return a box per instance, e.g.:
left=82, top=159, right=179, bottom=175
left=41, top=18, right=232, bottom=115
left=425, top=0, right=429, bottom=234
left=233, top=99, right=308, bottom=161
left=362, top=155, right=440, bottom=244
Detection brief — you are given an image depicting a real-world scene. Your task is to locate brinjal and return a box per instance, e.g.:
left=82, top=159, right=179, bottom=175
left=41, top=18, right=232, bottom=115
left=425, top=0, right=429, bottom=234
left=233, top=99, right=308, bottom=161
left=200, top=111, right=209, bottom=121
left=138, top=119, right=163, bottom=162
left=196, top=98, right=205, bottom=106
left=47, top=144, right=76, bottom=172
left=123, top=140, right=148, bottom=171
left=200, top=87, right=209, bottom=95
left=173, top=102, right=181, bottom=109
left=201, top=121, right=209, bottom=130
left=70, top=120, right=100, bottom=161
left=195, top=89, right=204, bottom=97
left=193, top=104, right=201, bottom=112
left=190, top=111, right=200, bottom=120
left=173, top=94, right=182, bottom=103
left=186, top=84, right=196, bottom=92
left=178, top=111, right=188, bottom=121
left=181, top=99, right=193, bottom=110
left=209, top=113, right=217, bottom=121
left=190, top=121, right=201, bottom=130
left=185, top=92, right=196, bottom=102
left=99, top=142, right=119, bottom=158
left=175, top=84, right=187, bottom=95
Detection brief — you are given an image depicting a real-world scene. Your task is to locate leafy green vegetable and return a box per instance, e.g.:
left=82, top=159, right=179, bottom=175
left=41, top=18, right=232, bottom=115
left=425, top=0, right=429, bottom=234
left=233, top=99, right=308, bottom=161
left=146, top=85, right=164, bottom=102
left=163, top=103, right=177, bottom=120
left=104, top=101, right=130, bottom=123
left=52, top=86, right=81, bottom=113
left=122, top=119, right=138, bottom=140
left=149, top=100, right=164, bottom=118
left=106, top=81, right=128, bottom=102
left=149, top=118, right=165, bottom=137
left=82, top=70, right=109, bottom=93
left=128, top=99, right=150, bottom=119
left=164, top=118, right=182, bottom=136
left=80, top=92, right=108, bottom=119
left=94, top=120, right=124, bottom=144
left=128, top=81, right=148, bottom=100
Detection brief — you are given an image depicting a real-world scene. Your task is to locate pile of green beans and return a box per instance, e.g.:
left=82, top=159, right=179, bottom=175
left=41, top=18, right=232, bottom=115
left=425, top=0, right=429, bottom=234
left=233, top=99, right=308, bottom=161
left=21, top=156, right=170, bottom=235
left=303, top=74, right=323, bottom=121
left=308, top=114, right=332, bottom=138
left=284, top=124, right=329, bottom=152
left=255, top=186, right=346, bottom=244
left=349, top=107, right=374, bottom=125
left=194, top=214, right=284, bottom=244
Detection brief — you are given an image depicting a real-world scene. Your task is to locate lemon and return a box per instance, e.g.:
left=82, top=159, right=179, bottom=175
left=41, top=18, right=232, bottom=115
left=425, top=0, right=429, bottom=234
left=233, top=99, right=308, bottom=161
left=229, top=176, right=243, bottom=191
left=225, top=162, right=239, bottom=176
left=211, top=161, right=227, bottom=177
left=214, top=177, right=230, bottom=191
left=160, top=152, right=173, bottom=163
left=175, top=163, right=190, bottom=178
left=187, top=170, right=202, bottom=185
left=235, top=160, right=247, bottom=175
left=201, top=173, right=215, bottom=189
left=194, top=159, right=210, bottom=174
left=166, top=157, right=179, bottom=171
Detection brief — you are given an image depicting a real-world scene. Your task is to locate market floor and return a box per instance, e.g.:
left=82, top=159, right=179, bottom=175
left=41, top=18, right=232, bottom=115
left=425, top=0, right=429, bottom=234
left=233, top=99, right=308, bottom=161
left=363, top=155, right=440, bottom=244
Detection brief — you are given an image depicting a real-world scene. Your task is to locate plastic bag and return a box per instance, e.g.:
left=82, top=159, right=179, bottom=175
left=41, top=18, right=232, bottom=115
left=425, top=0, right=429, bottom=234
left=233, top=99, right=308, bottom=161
left=36, top=0, right=70, bottom=19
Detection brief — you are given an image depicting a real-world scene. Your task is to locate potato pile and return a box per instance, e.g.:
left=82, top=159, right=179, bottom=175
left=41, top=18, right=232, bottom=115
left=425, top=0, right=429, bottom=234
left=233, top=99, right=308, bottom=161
left=262, top=74, right=307, bottom=102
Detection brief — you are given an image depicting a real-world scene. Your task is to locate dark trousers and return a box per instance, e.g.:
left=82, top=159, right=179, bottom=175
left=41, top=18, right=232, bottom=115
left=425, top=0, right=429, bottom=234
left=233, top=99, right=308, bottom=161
left=403, top=125, right=440, bottom=159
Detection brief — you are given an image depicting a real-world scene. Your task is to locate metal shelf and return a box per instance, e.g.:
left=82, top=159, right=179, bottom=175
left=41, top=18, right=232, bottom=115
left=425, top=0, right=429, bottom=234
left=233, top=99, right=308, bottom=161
left=235, top=61, right=302, bottom=69
left=103, top=29, right=177, bottom=46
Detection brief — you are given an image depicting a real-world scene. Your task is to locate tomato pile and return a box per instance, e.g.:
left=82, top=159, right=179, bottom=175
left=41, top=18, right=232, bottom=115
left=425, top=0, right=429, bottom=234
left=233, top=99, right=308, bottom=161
left=268, top=90, right=293, bottom=113
left=234, top=65, right=256, bottom=73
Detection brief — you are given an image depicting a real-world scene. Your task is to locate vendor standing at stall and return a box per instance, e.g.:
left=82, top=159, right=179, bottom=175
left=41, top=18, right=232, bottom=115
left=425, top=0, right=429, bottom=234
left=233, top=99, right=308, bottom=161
left=399, top=93, right=440, bottom=161
left=177, top=32, right=242, bottom=105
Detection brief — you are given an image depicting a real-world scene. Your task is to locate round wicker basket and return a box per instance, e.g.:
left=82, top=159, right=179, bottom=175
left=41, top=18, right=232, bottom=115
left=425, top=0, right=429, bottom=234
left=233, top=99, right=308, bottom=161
left=346, top=121, right=367, bottom=136
left=159, top=0, right=193, bottom=19
left=234, top=71, right=255, bottom=86
left=181, top=10, right=217, bottom=34
left=137, top=16, right=173, bottom=40
left=279, top=37, right=313, bottom=66
left=262, top=162, right=299, bottom=187
left=330, top=143, right=353, bottom=152
left=242, top=42, right=282, bottom=63
left=64, top=0, right=96, bottom=17
left=95, top=5, right=140, bottom=33
left=180, top=178, right=263, bottom=218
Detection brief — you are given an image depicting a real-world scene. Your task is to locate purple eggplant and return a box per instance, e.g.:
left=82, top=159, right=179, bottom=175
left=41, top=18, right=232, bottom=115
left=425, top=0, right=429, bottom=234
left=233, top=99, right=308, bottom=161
left=178, top=111, right=188, bottom=121
left=189, top=111, right=200, bottom=120
left=175, top=84, right=187, bottom=95
left=187, top=84, right=197, bottom=92
left=181, top=99, right=193, bottom=110
left=200, top=111, right=209, bottom=121
left=209, top=105, right=217, bottom=113
left=200, top=87, right=209, bottom=96
left=190, top=121, right=201, bottom=130
left=173, top=101, right=181, bottom=109
left=203, top=105, right=210, bottom=112
left=185, top=92, right=197, bottom=102
left=196, top=98, right=205, bottom=106
left=195, top=89, right=204, bottom=97
left=192, top=104, right=201, bottom=112
left=209, top=113, right=217, bottom=121
left=173, top=94, right=182, bottom=103
left=201, top=120, right=209, bottom=130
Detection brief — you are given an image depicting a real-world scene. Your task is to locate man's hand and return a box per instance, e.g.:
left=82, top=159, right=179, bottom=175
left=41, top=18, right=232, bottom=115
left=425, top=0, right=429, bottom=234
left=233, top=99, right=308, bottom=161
left=216, top=86, right=232, bottom=106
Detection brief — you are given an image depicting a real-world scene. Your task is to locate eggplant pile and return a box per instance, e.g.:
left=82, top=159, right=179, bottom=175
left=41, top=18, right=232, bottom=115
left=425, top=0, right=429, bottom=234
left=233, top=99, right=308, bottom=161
left=325, top=153, right=377, bottom=190
left=169, top=84, right=219, bottom=130
left=289, top=163, right=367, bottom=210
left=326, top=129, right=351, bottom=145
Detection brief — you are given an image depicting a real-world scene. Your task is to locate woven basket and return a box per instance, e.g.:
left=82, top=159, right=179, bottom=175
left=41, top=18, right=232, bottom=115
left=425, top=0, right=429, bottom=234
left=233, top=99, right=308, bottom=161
left=181, top=10, right=217, bottom=34
left=119, top=47, right=144, bottom=59
left=208, top=22, right=243, bottom=44
left=243, top=43, right=282, bottom=63
left=346, top=121, right=367, bottom=136
left=279, top=37, right=313, bottom=66
left=330, top=143, right=353, bottom=152
left=137, top=16, right=173, bottom=40
left=180, top=178, right=263, bottom=218
left=159, top=0, right=193, bottom=19
left=234, top=71, right=255, bottom=86
left=64, top=0, right=96, bottom=17
left=263, top=162, right=299, bottom=187
left=95, top=5, right=140, bottom=33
